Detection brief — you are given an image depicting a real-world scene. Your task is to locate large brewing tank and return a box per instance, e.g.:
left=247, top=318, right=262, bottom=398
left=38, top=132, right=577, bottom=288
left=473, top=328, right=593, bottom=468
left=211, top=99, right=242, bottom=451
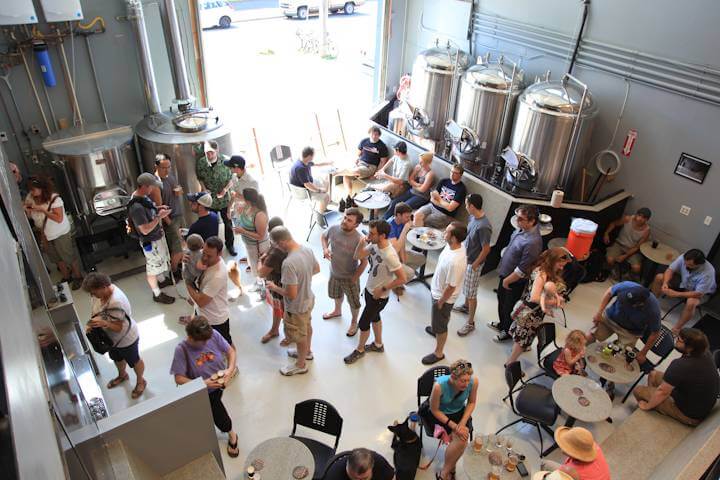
left=509, top=74, right=598, bottom=195
left=135, top=112, right=232, bottom=226
left=406, top=44, right=469, bottom=141
left=42, top=123, right=139, bottom=225
left=449, top=55, right=523, bottom=165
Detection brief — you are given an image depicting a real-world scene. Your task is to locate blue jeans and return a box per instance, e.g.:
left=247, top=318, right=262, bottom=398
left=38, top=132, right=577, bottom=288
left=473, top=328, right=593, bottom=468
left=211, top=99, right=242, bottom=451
left=383, top=191, right=430, bottom=220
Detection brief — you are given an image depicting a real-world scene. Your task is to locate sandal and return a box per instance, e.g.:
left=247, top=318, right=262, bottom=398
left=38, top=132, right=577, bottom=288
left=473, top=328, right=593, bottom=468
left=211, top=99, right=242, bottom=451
left=107, top=374, right=129, bottom=389
left=261, top=332, right=279, bottom=344
left=279, top=338, right=290, bottom=347
left=227, top=434, right=240, bottom=458
left=322, top=312, right=342, bottom=320
left=346, top=323, right=359, bottom=337
left=131, top=379, right=147, bottom=399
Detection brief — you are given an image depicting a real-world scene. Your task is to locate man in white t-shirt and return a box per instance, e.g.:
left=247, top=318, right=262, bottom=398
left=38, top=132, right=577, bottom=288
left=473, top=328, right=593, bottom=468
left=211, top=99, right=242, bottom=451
left=344, top=220, right=407, bottom=364
left=83, top=272, right=147, bottom=399
left=422, top=222, right=468, bottom=365
left=186, top=236, right=231, bottom=345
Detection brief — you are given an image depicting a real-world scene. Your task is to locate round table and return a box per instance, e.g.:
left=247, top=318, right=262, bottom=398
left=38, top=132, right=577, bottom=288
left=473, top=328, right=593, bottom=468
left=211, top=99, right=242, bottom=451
left=585, top=342, right=641, bottom=384
left=406, top=227, right=447, bottom=289
left=244, top=437, right=315, bottom=479
left=463, top=436, right=535, bottom=480
left=353, top=190, right=391, bottom=221
left=511, top=215, right=554, bottom=236
left=552, top=375, right=612, bottom=423
left=640, top=241, right=679, bottom=266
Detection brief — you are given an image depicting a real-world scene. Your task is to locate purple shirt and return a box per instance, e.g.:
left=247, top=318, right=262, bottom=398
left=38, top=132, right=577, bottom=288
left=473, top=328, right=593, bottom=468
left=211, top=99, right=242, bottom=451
left=170, top=330, right=231, bottom=391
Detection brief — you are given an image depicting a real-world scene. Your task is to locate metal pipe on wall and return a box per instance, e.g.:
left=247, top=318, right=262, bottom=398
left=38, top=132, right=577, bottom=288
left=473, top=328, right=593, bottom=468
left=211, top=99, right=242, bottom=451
left=18, top=48, right=53, bottom=134
left=126, top=0, right=163, bottom=115
left=55, top=38, right=84, bottom=126
left=162, top=0, right=193, bottom=110
left=83, top=35, right=109, bottom=123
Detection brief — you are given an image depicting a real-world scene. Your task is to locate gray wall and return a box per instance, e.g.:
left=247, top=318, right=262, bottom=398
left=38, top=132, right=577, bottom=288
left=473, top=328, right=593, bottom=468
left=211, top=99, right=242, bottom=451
left=0, top=0, right=200, bottom=171
left=392, top=0, right=720, bottom=253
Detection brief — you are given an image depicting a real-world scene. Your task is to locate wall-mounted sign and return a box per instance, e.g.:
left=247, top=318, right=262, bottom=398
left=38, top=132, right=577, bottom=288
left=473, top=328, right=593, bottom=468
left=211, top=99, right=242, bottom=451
left=674, top=152, right=711, bottom=184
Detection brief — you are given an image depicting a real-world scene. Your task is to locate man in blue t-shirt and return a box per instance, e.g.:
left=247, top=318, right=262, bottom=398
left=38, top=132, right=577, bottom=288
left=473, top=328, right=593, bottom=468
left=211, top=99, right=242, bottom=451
left=414, top=163, right=467, bottom=230
left=186, top=192, right=219, bottom=241
left=337, top=126, right=389, bottom=201
left=652, top=248, right=717, bottom=335
left=587, top=281, right=661, bottom=366
left=289, top=146, right=331, bottom=215
left=387, top=202, right=425, bottom=280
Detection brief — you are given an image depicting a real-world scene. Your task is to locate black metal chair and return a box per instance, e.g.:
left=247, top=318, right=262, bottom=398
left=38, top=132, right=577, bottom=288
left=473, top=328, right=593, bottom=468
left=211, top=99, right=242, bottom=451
left=496, top=361, right=559, bottom=454
left=416, top=366, right=450, bottom=448
left=288, top=184, right=340, bottom=240
left=290, top=399, right=344, bottom=479
left=526, top=322, right=562, bottom=383
left=269, top=144, right=293, bottom=196
left=320, top=450, right=351, bottom=479
left=620, top=325, right=676, bottom=403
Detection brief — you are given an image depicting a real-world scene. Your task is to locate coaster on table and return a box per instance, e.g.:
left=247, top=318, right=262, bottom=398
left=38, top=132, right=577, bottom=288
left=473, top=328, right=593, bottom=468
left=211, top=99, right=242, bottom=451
left=624, top=363, right=635, bottom=372
left=572, top=387, right=584, bottom=396
left=251, top=459, right=265, bottom=471
left=578, top=396, right=591, bottom=407
left=599, top=363, right=615, bottom=373
left=293, top=466, right=309, bottom=479
left=587, top=355, right=597, bottom=363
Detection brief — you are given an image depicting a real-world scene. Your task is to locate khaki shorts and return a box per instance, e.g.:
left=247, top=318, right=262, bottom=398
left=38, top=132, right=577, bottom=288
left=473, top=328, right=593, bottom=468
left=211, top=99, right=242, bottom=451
left=164, top=216, right=184, bottom=255
left=606, top=242, right=643, bottom=266
left=46, top=232, right=79, bottom=266
left=284, top=299, right=314, bottom=343
left=328, top=275, right=361, bottom=309
left=416, top=204, right=454, bottom=229
left=373, top=181, right=407, bottom=198
left=355, top=162, right=377, bottom=179
left=633, top=372, right=701, bottom=426
left=594, top=311, right=641, bottom=347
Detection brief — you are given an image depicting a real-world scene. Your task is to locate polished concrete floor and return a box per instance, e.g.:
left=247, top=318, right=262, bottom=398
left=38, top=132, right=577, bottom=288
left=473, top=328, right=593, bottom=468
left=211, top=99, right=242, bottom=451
left=71, top=207, right=685, bottom=479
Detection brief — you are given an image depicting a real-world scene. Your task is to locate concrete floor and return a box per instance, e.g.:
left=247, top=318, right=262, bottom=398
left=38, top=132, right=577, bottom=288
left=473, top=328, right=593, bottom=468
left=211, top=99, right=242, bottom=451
left=70, top=181, right=686, bottom=479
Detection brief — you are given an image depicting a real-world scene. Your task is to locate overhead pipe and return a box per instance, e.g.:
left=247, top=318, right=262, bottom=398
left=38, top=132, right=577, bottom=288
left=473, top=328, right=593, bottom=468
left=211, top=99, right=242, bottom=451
left=18, top=47, right=53, bottom=134
left=161, top=0, right=194, bottom=111
left=126, top=0, right=162, bottom=115
left=76, top=18, right=110, bottom=124
left=567, top=0, right=590, bottom=75
left=55, top=33, right=84, bottom=126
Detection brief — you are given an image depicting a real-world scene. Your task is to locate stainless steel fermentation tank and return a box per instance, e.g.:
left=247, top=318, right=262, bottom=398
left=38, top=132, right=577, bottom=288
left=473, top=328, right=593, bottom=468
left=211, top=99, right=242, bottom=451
left=42, top=124, right=139, bottom=229
left=508, top=74, right=598, bottom=195
left=447, top=55, right=523, bottom=165
left=128, top=0, right=232, bottom=226
left=406, top=44, right=469, bottom=142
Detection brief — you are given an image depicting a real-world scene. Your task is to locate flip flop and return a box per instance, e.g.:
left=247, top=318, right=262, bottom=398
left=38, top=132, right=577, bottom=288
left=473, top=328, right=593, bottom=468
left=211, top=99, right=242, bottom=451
left=227, top=434, right=240, bottom=458
left=279, top=338, right=290, bottom=347
left=106, top=374, right=129, bottom=389
left=261, top=332, right=279, bottom=344
left=346, top=324, right=359, bottom=337
left=322, top=312, right=342, bottom=320
left=131, top=379, right=147, bottom=399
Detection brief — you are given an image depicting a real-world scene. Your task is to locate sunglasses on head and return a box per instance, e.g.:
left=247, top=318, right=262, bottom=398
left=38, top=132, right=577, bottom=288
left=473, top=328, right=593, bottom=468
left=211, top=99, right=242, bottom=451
left=453, top=361, right=472, bottom=373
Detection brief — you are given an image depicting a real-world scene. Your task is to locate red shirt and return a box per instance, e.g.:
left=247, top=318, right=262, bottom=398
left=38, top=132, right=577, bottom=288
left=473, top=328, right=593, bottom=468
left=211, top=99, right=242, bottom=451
left=564, top=444, right=611, bottom=480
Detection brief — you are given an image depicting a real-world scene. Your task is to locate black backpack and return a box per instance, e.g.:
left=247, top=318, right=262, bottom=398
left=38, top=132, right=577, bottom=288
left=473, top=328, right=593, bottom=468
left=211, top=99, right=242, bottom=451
left=86, top=307, right=132, bottom=354
left=125, top=196, right=157, bottom=240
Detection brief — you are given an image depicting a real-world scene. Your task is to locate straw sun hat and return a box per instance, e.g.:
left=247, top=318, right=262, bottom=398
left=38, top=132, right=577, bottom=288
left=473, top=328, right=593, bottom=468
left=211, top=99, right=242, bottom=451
left=554, top=426, right=598, bottom=462
left=531, top=469, right=576, bottom=480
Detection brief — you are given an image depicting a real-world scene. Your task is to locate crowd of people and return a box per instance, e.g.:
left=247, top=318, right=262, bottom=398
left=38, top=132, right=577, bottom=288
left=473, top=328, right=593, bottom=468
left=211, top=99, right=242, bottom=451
left=13, top=129, right=720, bottom=478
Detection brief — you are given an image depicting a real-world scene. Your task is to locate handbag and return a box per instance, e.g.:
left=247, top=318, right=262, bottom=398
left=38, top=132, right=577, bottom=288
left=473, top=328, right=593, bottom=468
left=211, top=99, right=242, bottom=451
left=86, top=307, right=132, bottom=355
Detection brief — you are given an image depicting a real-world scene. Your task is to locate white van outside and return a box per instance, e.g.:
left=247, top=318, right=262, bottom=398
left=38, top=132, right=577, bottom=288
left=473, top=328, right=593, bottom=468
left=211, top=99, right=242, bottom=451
left=280, top=0, right=366, bottom=20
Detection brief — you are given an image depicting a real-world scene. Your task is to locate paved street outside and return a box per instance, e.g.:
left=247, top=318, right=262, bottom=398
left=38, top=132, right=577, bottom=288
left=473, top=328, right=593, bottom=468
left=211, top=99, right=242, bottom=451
left=201, top=0, right=379, bottom=168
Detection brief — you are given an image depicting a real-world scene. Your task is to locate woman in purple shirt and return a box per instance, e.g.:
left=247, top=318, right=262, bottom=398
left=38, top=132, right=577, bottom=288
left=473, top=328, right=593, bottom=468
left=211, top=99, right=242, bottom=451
left=171, top=316, right=239, bottom=457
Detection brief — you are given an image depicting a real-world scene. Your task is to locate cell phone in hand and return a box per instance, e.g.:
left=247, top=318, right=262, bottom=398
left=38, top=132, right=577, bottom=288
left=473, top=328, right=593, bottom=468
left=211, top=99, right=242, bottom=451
left=516, top=461, right=528, bottom=477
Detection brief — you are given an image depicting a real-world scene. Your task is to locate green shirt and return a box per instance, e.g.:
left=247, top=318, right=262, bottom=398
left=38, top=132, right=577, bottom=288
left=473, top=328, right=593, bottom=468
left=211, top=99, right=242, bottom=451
left=196, top=154, right=232, bottom=210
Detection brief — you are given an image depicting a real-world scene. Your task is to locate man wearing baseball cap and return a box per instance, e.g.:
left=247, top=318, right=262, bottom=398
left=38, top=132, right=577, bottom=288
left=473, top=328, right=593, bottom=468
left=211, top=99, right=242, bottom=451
left=186, top=192, right=219, bottom=241
left=538, top=427, right=610, bottom=480
left=128, top=173, right=175, bottom=304
left=196, top=141, right=237, bottom=256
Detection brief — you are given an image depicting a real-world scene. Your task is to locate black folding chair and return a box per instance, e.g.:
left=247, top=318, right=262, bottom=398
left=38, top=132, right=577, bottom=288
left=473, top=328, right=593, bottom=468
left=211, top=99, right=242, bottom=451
left=270, top=144, right=293, bottom=195
left=496, top=361, right=559, bottom=455
left=525, top=322, right=562, bottom=383
left=320, top=451, right=351, bottom=479
left=416, top=366, right=450, bottom=448
left=290, top=399, right=344, bottom=479
left=621, top=325, right=675, bottom=403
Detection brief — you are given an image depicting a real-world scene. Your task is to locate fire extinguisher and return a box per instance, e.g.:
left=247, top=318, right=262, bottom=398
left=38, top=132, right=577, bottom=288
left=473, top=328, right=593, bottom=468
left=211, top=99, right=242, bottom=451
left=33, top=42, right=56, bottom=87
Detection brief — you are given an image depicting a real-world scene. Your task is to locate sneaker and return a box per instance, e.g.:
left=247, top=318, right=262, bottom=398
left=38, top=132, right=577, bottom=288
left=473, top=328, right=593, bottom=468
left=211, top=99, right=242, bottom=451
left=365, top=343, right=384, bottom=353
left=457, top=323, right=476, bottom=337
left=493, top=331, right=511, bottom=343
left=338, top=198, right=347, bottom=213
left=487, top=321, right=502, bottom=332
left=424, top=326, right=436, bottom=337
left=158, top=277, right=174, bottom=289
left=453, top=304, right=469, bottom=314
left=421, top=352, right=445, bottom=365
left=153, top=292, right=176, bottom=304
left=279, top=364, right=309, bottom=376
left=287, top=348, right=314, bottom=360
left=343, top=349, right=365, bottom=364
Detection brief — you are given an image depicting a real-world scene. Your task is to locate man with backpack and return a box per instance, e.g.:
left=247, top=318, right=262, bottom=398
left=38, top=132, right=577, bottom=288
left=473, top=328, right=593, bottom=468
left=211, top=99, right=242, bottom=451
left=83, top=272, right=147, bottom=399
left=128, top=173, right=175, bottom=304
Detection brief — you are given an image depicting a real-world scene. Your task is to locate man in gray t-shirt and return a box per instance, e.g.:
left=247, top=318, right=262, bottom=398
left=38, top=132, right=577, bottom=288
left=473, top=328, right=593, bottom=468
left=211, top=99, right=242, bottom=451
left=455, top=194, right=493, bottom=337
left=267, top=227, right=320, bottom=376
left=320, top=208, right=367, bottom=336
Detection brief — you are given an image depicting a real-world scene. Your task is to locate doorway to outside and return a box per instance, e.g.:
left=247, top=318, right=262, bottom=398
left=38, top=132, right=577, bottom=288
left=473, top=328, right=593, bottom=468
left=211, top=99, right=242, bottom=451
left=199, top=0, right=382, bottom=176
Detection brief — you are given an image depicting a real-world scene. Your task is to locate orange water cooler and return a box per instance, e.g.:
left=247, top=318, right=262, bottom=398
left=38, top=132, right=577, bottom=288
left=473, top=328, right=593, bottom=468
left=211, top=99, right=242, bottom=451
left=566, top=218, right=598, bottom=260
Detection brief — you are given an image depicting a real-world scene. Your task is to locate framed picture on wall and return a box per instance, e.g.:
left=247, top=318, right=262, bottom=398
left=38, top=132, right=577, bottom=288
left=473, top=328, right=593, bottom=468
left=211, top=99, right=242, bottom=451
left=674, top=153, right=711, bottom=184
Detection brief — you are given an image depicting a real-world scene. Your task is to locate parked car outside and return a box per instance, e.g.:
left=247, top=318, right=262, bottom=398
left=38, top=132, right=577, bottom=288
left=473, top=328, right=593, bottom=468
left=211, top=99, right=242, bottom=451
left=199, top=1, right=235, bottom=29
left=280, top=0, right=366, bottom=20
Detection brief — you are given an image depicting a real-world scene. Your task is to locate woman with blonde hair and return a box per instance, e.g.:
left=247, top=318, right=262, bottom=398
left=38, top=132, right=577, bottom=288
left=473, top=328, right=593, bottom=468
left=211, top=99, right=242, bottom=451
left=383, top=151, right=436, bottom=220
left=425, top=359, right=478, bottom=480
left=505, top=247, right=571, bottom=366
